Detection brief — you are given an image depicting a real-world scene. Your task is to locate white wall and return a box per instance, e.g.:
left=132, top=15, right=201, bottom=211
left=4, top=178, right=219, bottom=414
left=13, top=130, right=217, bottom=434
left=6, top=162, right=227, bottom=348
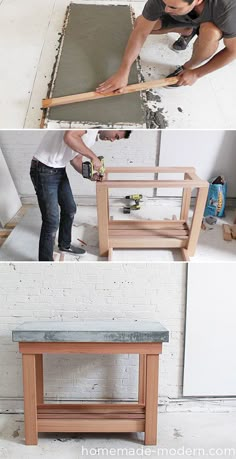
left=0, top=262, right=186, bottom=409
left=184, top=263, right=236, bottom=397
left=159, top=130, right=236, bottom=197
left=0, top=130, right=159, bottom=198
left=1, top=130, right=235, bottom=200
left=0, top=148, right=21, bottom=227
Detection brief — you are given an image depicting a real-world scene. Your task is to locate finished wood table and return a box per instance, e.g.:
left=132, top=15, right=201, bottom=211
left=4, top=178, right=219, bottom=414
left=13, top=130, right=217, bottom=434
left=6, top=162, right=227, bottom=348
left=12, top=320, right=169, bottom=446
left=96, top=167, right=209, bottom=261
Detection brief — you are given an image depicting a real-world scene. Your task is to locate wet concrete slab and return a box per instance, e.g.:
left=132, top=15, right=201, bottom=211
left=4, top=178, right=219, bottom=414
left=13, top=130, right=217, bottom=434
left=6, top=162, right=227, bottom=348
left=47, top=4, right=145, bottom=126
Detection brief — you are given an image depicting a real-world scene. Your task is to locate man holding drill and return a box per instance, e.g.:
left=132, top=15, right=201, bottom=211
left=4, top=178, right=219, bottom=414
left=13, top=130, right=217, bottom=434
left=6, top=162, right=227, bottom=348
left=30, top=129, right=131, bottom=261
left=96, top=0, right=236, bottom=91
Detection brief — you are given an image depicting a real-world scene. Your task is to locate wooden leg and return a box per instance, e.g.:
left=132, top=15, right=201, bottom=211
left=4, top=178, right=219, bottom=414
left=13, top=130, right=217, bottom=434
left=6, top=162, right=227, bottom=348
left=187, top=187, right=208, bottom=257
left=180, top=185, right=192, bottom=221
left=96, top=183, right=109, bottom=257
left=138, top=355, right=147, bottom=404
left=36, top=355, right=44, bottom=405
left=22, top=354, right=38, bottom=445
left=144, top=354, right=159, bottom=445
left=181, top=248, right=190, bottom=262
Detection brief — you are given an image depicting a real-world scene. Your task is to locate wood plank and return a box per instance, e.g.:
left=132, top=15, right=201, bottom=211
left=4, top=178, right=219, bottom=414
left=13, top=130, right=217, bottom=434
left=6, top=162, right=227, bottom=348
left=100, top=180, right=206, bottom=189
left=109, top=237, right=187, bottom=249
left=37, top=404, right=145, bottom=414
left=22, top=354, right=38, bottom=445
left=0, top=230, right=11, bottom=238
left=180, top=175, right=192, bottom=220
left=223, top=224, right=232, bottom=241
left=181, top=249, right=190, bottom=262
left=230, top=225, right=236, bottom=240
left=42, top=77, right=179, bottom=108
left=187, top=187, right=209, bottom=257
left=96, top=183, right=109, bottom=257
left=138, top=355, right=147, bottom=405
left=108, top=248, right=113, bottom=261
left=19, top=342, right=163, bottom=355
left=35, top=355, right=44, bottom=405
left=109, top=229, right=189, bottom=238
left=38, top=413, right=144, bottom=419
left=106, top=167, right=196, bottom=174
left=4, top=222, right=16, bottom=230
left=145, top=355, right=159, bottom=445
left=38, top=418, right=144, bottom=433
left=109, top=220, right=187, bottom=230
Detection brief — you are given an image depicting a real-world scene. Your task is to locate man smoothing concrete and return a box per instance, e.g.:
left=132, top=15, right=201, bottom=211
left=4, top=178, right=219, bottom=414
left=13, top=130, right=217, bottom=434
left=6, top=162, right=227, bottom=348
left=30, top=130, right=131, bottom=261
left=96, top=0, right=236, bottom=90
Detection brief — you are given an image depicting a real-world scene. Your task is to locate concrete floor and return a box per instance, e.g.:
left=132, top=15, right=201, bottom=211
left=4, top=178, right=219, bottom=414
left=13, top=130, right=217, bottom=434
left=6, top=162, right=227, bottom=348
left=0, top=0, right=236, bottom=129
left=0, top=412, right=236, bottom=458
left=0, top=202, right=236, bottom=262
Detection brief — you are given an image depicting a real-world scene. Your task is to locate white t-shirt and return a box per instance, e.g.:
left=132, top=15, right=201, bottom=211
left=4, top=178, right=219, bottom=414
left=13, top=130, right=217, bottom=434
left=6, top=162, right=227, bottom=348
left=34, top=130, right=99, bottom=167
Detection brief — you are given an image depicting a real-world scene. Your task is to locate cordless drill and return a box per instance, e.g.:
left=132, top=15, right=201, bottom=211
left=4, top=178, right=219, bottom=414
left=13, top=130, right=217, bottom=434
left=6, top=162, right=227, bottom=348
left=82, top=156, right=105, bottom=179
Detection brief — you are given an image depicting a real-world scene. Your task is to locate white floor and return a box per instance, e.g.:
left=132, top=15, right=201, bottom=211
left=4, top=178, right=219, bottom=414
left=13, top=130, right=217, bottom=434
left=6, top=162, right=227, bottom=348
left=1, top=203, right=236, bottom=262
left=0, top=412, right=236, bottom=458
left=0, top=0, right=236, bottom=129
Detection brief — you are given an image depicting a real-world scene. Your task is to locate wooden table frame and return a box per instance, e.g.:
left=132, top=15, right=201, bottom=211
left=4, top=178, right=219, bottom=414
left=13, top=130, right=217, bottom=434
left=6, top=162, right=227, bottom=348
left=19, top=341, right=163, bottom=446
left=96, top=167, right=209, bottom=261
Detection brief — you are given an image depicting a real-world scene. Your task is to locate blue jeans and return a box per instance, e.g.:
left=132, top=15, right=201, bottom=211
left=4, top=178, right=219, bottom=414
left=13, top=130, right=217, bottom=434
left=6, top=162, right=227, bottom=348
left=30, top=160, right=76, bottom=261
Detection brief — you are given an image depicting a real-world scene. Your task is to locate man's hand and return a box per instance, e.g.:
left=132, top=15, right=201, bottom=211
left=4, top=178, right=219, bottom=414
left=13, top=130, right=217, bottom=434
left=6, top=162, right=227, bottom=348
left=90, top=173, right=103, bottom=182
left=96, top=70, right=129, bottom=94
left=92, top=157, right=103, bottom=172
left=177, top=69, right=199, bottom=86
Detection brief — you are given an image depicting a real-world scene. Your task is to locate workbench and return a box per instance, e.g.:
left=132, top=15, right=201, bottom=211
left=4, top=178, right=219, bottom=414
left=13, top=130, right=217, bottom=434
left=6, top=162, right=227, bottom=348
left=12, top=320, right=169, bottom=445
left=96, top=167, right=209, bottom=261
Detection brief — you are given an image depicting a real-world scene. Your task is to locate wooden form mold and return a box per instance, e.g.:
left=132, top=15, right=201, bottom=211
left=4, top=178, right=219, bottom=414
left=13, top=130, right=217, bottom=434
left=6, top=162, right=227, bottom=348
left=19, top=342, right=163, bottom=446
left=96, top=167, right=209, bottom=261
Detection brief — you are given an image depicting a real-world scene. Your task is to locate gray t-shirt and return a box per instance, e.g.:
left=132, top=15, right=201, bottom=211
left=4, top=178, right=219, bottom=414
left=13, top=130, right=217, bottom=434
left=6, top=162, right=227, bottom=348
left=142, top=0, right=236, bottom=38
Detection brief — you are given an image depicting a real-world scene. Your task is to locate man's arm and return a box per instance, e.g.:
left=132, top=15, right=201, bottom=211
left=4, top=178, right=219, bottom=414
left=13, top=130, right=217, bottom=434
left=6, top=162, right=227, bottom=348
left=96, top=16, right=156, bottom=94
left=70, top=155, right=83, bottom=174
left=64, top=131, right=102, bottom=171
left=178, top=37, right=236, bottom=86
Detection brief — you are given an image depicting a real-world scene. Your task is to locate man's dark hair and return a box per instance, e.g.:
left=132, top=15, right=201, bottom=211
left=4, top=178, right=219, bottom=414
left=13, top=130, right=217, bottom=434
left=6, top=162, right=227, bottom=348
left=183, top=0, right=194, bottom=4
left=124, top=130, right=132, bottom=139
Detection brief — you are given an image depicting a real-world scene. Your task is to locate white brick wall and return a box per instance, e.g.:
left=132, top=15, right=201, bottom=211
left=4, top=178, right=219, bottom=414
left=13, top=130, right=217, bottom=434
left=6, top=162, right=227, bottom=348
left=0, top=130, right=159, bottom=198
left=0, top=262, right=186, bottom=409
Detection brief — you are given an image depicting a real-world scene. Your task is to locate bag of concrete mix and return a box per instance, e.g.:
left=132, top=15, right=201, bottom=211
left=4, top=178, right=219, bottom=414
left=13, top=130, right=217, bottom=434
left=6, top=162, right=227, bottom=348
left=204, top=176, right=227, bottom=218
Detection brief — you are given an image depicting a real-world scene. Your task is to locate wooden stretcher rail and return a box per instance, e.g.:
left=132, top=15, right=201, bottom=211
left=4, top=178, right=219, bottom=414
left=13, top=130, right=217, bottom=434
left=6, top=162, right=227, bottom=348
left=109, top=220, right=188, bottom=230
left=37, top=418, right=145, bottom=432
left=42, top=77, right=179, bottom=108
left=109, top=237, right=187, bottom=249
left=19, top=342, right=162, bottom=354
left=37, top=404, right=145, bottom=414
left=109, top=229, right=189, bottom=238
left=105, top=167, right=196, bottom=174
left=38, top=413, right=145, bottom=419
left=99, top=179, right=208, bottom=188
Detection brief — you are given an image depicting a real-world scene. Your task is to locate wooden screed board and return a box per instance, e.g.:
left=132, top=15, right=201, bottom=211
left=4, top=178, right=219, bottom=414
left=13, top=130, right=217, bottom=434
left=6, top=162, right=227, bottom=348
left=45, top=4, right=145, bottom=127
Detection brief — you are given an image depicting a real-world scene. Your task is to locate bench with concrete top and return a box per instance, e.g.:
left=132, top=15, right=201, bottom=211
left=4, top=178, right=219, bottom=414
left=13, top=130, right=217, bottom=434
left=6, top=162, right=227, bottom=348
left=12, top=320, right=169, bottom=446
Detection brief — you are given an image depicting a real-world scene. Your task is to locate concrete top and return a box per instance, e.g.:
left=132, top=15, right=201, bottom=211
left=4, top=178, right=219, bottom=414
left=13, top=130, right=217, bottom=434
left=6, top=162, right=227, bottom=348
left=12, top=320, right=169, bottom=343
